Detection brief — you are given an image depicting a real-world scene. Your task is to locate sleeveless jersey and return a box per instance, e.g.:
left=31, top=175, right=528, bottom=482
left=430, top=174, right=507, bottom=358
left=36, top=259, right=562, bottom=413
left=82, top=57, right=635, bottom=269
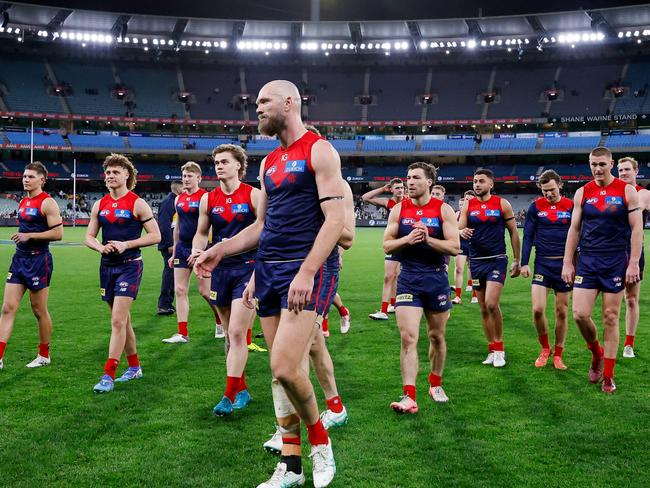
left=522, top=196, right=573, bottom=265
left=98, top=191, right=143, bottom=265
left=176, top=188, right=207, bottom=245
left=17, top=191, right=51, bottom=254
left=208, top=183, right=257, bottom=267
left=259, top=130, right=325, bottom=261
left=466, top=195, right=506, bottom=259
left=398, top=198, right=446, bottom=272
left=580, top=178, right=630, bottom=256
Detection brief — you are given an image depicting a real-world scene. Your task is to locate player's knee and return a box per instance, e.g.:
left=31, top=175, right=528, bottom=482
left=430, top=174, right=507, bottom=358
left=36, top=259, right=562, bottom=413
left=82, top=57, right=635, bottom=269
left=485, top=301, right=500, bottom=315
left=532, top=307, right=545, bottom=321
left=400, top=330, right=418, bottom=348
left=603, top=308, right=620, bottom=327
left=174, top=283, right=189, bottom=297
left=30, top=303, right=46, bottom=321
left=428, top=330, right=445, bottom=349
left=229, top=328, right=245, bottom=346
left=1, top=301, right=18, bottom=317
left=625, top=294, right=638, bottom=309
left=572, top=308, right=590, bottom=324
left=270, top=358, right=298, bottom=386
left=110, top=316, right=128, bottom=330
left=555, top=307, right=568, bottom=322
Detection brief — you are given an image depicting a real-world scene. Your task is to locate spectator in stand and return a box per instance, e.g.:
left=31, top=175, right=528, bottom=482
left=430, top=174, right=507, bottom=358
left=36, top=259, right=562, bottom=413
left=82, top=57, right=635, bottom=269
left=156, top=181, right=182, bottom=315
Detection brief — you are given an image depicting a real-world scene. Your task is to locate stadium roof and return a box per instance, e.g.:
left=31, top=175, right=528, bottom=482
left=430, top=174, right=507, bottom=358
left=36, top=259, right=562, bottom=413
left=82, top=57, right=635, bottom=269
left=2, top=1, right=650, bottom=55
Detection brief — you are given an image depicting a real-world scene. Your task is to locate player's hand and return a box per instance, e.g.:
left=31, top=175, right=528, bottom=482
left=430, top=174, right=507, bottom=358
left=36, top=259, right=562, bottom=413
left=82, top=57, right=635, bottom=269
left=287, top=269, right=314, bottom=313
left=510, top=261, right=521, bottom=278
left=10, top=232, right=32, bottom=244
left=108, top=240, right=128, bottom=254
left=460, top=228, right=474, bottom=239
left=187, top=248, right=203, bottom=267
left=102, top=242, right=117, bottom=253
left=338, top=253, right=343, bottom=270
left=194, top=245, right=223, bottom=279
left=625, top=261, right=641, bottom=286
left=167, top=255, right=175, bottom=268
left=561, top=262, right=575, bottom=285
left=520, top=265, right=531, bottom=278
left=406, top=228, right=426, bottom=246
left=242, top=280, right=256, bottom=310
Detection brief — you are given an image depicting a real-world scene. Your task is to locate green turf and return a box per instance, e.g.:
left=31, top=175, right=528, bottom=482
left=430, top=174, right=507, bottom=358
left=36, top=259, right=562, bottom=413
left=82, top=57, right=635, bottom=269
left=0, top=227, right=649, bottom=487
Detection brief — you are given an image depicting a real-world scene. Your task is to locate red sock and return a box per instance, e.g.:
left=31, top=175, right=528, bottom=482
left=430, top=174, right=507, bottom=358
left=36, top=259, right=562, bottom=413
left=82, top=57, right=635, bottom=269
left=625, top=335, right=635, bottom=347
left=322, top=317, right=329, bottom=333
left=603, top=357, right=616, bottom=379
left=224, top=376, right=241, bottom=402
left=239, top=371, right=247, bottom=391
left=0, top=341, right=6, bottom=359
left=493, top=341, right=504, bottom=352
left=306, top=419, right=329, bottom=446
left=587, top=340, right=603, bottom=358
left=178, top=321, right=188, bottom=336
left=472, top=289, right=477, bottom=298
left=326, top=395, right=344, bottom=413
left=246, top=329, right=252, bottom=346
left=455, top=287, right=462, bottom=298
left=488, top=342, right=495, bottom=352
left=538, top=334, right=550, bottom=350
left=215, top=314, right=222, bottom=326
left=103, top=358, right=119, bottom=379
left=337, top=305, right=349, bottom=317
left=467, top=279, right=472, bottom=287
left=126, top=354, right=139, bottom=368
left=38, top=343, right=50, bottom=358
left=428, top=372, right=442, bottom=387
left=403, top=384, right=416, bottom=400
left=390, top=297, right=396, bottom=306
left=554, top=345, right=563, bottom=358
left=282, top=433, right=301, bottom=446
left=381, top=301, right=388, bottom=313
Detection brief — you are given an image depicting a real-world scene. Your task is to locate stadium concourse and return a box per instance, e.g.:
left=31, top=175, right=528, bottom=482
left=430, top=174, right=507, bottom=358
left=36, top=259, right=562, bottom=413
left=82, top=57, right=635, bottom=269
left=2, top=1, right=650, bottom=487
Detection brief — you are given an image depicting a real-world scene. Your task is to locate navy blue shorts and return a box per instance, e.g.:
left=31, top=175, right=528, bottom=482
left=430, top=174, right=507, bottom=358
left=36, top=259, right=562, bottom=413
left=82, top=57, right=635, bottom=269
left=532, top=256, right=572, bottom=292
left=470, top=256, right=508, bottom=290
left=173, top=242, right=192, bottom=269
left=460, top=239, right=471, bottom=256
left=574, top=253, right=627, bottom=294
left=7, top=251, right=53, bottom=290
left=100, top=260, right=143, bottom=302
left=395, top=268, right=451, bottom=312
left=255, top=260, right=336, bottom=318
left=210, top=263, right=255, bottom=307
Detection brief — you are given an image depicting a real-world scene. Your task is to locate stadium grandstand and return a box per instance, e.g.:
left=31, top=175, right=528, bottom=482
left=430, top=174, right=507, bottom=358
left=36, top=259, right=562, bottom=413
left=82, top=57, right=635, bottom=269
left=2, top=1, right=650, bottom=487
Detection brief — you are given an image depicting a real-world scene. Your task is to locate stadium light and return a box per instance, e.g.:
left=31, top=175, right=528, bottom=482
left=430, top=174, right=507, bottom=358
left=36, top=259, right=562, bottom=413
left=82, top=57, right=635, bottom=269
left=467, top=39, right=477, bottom=49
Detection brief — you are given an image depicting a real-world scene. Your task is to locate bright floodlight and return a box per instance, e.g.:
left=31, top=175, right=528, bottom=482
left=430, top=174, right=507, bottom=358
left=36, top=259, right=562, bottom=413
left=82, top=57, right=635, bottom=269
left=467, top=39, right=477, bottom=49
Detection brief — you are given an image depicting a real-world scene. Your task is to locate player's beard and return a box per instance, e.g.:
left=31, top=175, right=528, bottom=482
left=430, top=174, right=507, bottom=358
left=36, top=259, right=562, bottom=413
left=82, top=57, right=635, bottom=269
left=258, top=113, right=286, bottom=137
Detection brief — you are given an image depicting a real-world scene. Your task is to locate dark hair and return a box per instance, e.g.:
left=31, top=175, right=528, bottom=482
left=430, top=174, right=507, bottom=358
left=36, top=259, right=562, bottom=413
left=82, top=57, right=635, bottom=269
left=474, top=168, right=494, bottom=181
left=590, top=146, right=612, bottom=160
left=212, top=144, right=248, bottom=180
left=390, top=177, right=403, bottom=187
left=537, top=169, right=563, bottom=187
left=103, top=153, right=138, bottom=190
left=24, top=161, right=48, bottom=179
left=407, top=162, right=438, bottom=191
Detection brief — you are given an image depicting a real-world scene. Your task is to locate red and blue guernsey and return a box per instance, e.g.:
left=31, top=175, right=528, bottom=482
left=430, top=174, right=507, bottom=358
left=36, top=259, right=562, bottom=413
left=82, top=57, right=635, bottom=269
left=208, top=183, right=257, bottom=267
left=580, top=178, right=630, bottom=255
left=398, top=198, right=446, bottom=272
left=98, top=191, right=143, bottom=265
left=259, top=130, right=325, bottom=261
left=176, top=188, right=207, bottom=245
left=466, top=195, right=506, bottom=259
left=17, top=191, right=51, bottom=254
left=522, top=196, right=573, bottom=266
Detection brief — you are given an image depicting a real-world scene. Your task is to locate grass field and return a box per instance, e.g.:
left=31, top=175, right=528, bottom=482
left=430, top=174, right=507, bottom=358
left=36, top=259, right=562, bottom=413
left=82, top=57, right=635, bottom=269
left=1, top=226, right=649, bottom=487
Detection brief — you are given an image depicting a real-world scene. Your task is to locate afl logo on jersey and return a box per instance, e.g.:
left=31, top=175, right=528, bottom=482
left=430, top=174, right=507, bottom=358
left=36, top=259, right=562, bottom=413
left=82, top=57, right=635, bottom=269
left=100, top=209, right=110, bottom=216
left=470, top=210, right=481, bottom=216
left=212, top=206, right=225, bottom=214
left=265, top=166, right=277, bottom=176
left=586, top=197, right=598, bottom=204
left=401, top=218, right=416, bottom=225
left=537, top=211, right=548, bottom=217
